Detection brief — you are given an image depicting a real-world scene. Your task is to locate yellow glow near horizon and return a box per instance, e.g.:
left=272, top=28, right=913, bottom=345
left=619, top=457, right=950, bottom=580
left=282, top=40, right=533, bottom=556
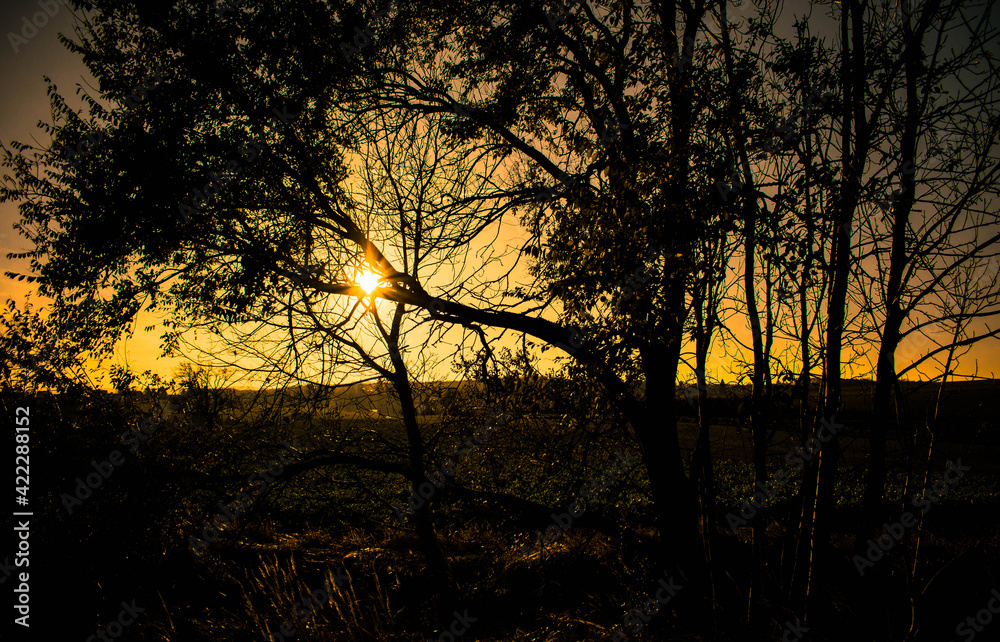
left=357, top=270, right=380, bottom=294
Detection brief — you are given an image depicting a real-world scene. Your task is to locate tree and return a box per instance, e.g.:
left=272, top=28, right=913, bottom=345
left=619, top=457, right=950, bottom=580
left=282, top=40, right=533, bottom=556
left=858, top=0, right=1000, bottom=550
left=2, top=0, right=747, bottom=593
left=10, top=2, right=997, bottom=632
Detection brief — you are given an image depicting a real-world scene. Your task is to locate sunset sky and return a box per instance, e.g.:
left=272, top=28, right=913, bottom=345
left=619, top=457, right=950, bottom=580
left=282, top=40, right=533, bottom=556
left=2, top=0, right=998, bottom=386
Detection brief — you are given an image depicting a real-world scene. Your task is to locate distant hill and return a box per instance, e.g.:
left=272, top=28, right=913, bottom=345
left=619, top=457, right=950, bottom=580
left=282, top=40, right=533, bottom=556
left=139, top=376, right=999, bottom=430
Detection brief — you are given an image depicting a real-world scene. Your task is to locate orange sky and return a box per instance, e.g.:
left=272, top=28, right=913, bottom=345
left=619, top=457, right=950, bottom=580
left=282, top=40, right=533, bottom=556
left=2, top=1, right=997, bottom=386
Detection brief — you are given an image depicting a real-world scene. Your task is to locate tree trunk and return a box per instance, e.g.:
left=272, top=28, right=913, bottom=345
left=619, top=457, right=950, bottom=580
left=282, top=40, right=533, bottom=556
left=639, top=321, right=708, bottom=594
left=859, top=0, right=931, bottom=551
left=385, top=317, right=458, bottom=609
left=693, top=319, right=719, bottom=610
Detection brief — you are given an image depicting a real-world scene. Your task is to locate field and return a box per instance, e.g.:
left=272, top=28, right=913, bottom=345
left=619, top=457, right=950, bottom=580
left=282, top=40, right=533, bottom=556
left=8, top=377, right=1000, bottom=640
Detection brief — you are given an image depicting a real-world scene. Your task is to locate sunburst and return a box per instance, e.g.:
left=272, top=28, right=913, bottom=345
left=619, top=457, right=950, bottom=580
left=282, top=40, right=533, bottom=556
left=357, top=270, right=381, bottom=295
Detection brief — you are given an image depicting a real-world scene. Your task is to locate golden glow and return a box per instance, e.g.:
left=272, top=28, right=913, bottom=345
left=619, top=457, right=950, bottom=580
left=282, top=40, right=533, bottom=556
left=357, top=270, right=380, bottom=294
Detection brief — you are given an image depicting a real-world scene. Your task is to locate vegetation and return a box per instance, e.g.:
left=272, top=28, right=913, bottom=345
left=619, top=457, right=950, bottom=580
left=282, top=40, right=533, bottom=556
left=2, top=0, right=1000, bottom=639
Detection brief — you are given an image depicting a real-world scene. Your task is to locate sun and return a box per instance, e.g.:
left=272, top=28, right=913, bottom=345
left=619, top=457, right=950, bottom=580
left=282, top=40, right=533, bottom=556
left=357, top=270, right=380, bottom=295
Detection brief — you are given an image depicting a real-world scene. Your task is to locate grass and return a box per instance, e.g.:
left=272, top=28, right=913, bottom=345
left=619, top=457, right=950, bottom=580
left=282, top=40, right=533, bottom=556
left=19, top=382, right=1000, bottom=641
